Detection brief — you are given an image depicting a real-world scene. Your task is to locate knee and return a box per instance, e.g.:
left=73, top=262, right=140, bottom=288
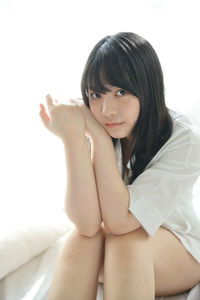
left=106, top=227, right=149, bottom=242
left=70, top=226, right=106, bottom=242
left=60, top=227, right=105, bottom=262
left=105, top=227, right=152, bottom=255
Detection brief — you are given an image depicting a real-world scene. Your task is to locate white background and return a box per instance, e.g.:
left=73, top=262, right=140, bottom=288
left=0, top=0, right=200, bottom=226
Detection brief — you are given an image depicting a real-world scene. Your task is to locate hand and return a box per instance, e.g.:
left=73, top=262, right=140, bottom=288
left=39, top=95, right=85, bottom=141
left=74, top=98, right=109, bottom=140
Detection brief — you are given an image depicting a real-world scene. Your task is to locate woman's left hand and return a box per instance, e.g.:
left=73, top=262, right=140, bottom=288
left=72, top=98, right=109, bottom=140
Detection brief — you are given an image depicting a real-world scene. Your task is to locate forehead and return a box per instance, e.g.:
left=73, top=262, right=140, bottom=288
left=89, top=85, right=120, bottom=92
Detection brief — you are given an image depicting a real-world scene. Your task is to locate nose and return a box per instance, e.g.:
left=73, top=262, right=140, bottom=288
left=102, top=96, right=118, bottom=117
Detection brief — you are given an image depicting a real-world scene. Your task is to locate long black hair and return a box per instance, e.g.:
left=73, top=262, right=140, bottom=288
left=81, top=32, right=173, bottom=184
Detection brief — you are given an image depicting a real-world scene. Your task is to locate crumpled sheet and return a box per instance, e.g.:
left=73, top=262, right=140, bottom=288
left=0, top=234, right=199, bottom=300
left=0, top=210, right=70, bottom=281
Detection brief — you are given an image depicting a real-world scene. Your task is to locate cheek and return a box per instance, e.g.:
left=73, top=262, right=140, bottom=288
left=134, top=104, right=140, bottom=119
left=126, top=101, right=140, bottom=122
left=90, top=104, right=100, bottom=119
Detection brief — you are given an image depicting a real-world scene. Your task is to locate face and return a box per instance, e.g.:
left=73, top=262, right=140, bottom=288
left=88, top=85, right=140, bottom=139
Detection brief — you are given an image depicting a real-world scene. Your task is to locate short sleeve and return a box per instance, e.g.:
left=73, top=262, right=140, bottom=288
left=127, top=125, right=200, bottom=237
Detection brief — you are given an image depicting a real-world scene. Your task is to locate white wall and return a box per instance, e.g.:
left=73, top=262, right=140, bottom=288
left=0, top=0, right=199, bottom=224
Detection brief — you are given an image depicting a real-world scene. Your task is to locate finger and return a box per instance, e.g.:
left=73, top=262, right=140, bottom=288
left=39, top=104, right=50, bottom=127
left=75, top=98, right=85, bottom=108
left=67, top=98, right=84, bottom=107
left=76, top=98, right=84, bottom=104
left=40, top=103, right=50, bottom=120
left=66, top=98, right=76, bottom=104
left=46, top=94, right=55, bottom=111
left=65, top=98, right=79, bottom=107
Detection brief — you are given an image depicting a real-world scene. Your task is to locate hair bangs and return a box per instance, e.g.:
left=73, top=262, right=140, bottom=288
left=86, top=44, right=138, bottom=98
left=86, top=57, right=111, bottom=95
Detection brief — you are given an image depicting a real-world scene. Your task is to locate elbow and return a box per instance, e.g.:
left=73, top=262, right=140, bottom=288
left=103, top=220, right=119, bottom=236
left=79, top=227, right=101, bottom=238
left=64, top=209, right=102, bottom=237
left=104, top=214, right=143, bottom=236
left=76, top=222, right=102, bottom=237
left=104, top=223, right=130, bottom=236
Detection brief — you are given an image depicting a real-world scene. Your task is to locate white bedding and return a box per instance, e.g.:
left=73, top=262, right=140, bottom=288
left=0, top=232, right=199, bottom=300
left=0, top=210, right=70, bottom=280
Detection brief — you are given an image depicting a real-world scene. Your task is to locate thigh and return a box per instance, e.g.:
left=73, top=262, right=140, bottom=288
left=50, top=227, right=105, bottom=285
left=98, top=226, right=150, bottom=284
left=150, top=226, right=200, bottom=296
left=48, top=227, right=105, bottom=299
left=99, top=225, right=200, bottom=294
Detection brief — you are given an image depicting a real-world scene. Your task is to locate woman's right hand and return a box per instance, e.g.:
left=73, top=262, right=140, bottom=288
left=39, top=94, right=85, bottom=141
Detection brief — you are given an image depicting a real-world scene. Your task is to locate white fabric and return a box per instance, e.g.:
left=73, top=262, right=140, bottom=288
left=115, top=109, right=200, bottom=263
left=0, top=235, right=66, bottom=300
left=0, top=210, right=70, bottom=280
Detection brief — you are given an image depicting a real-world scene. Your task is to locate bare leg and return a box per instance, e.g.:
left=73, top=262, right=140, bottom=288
left=103, top=226, right=200, bottom=299
left=48, top=227, right=105, bottom=300
left=103, top=227, right=155, bottom=300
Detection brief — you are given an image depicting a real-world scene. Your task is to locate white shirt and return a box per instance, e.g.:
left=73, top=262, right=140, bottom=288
left=115, top=109, right=200, bottom=263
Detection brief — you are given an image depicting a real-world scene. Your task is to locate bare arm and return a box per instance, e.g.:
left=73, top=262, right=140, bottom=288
left=71, top=98, right=141, bottom=235
left=91, top=133, right=141, bottom=235
left=39, top=96, right=102, bottom=237
left=63, top=135, right=102, bottom=237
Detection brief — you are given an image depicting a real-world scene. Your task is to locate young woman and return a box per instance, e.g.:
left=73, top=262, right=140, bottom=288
left=39, top=32, right=200, bottom=300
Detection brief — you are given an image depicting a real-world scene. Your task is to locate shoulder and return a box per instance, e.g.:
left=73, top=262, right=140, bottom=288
left=169, top=109, right=200, bottom=137
left=145, top=110, right=200, bottom=169
left=168, top=109, right=200, bottom=157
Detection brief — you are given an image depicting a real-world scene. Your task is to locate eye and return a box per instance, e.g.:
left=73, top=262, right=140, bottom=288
left=90, top=92, right=101, bottom=100
left=116, top=89, right=127, bottom=96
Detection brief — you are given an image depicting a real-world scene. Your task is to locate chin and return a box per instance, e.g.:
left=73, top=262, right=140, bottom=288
left=103, top=125, right=129, bottom=139
left=109, top=133, right=128, bottom=139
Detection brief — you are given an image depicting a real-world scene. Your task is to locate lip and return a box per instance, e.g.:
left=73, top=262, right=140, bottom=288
left=105, top=122, right=124, bottom=128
